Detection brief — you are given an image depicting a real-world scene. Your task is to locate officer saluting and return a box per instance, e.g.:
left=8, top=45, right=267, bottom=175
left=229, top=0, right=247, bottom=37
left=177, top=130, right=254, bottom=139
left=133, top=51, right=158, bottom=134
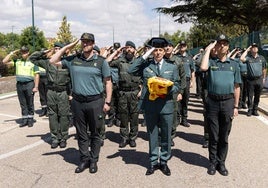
left=200, top=34, right=241, bottom=176
left=128, top=37, right=179, bottom=176
left=2, top=46, right=39, bottom=127
left=49, top=33, right=112, bottom=174
left=240, top=43, right=267, bottom=116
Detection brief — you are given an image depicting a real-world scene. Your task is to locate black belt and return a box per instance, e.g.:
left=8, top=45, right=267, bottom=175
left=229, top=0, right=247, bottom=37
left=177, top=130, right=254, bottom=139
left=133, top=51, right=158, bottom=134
left=247, top=76, right=261, bottom=80
left=120, top=87, right=139, bottom=92
left=208, top=93, right=233, bottom=101
left=73, top=93, right=103, bottom=103
left=47, top=85, right=67, bottom=92
left=17, top=80, right=33, bottom=84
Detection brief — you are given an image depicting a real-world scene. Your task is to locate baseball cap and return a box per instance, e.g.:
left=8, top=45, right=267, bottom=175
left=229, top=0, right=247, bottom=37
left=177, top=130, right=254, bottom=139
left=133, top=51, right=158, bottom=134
left=180, top=40, right=187, bottom=45
left=20, top=46, right=29, bottom=52
left=54, top=42, right=64, bottom=48
left=80, top=33, right=95, bottom=42
left=216, top=34, right=229, bottom=43
left=251, top=43, right=258, bottom=47
left=147, top=37, right=168, bottom=48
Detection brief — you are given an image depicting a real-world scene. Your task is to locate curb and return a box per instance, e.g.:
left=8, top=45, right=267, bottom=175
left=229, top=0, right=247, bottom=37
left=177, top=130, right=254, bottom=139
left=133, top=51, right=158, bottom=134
left=0, top=91, right=17, bottom=100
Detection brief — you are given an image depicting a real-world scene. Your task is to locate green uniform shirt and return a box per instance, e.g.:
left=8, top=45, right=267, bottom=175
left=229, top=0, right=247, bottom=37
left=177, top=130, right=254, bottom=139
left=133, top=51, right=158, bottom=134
left=245, top=54, right=267, bottom=78
left=207, top=58, right=241, bottom=95
left=110, top=56, right=142, bottom=88
left=62, top=53, right=111, bottom=96
left=29, top=51, right=70, bottom=87
left=177, top=52, right=195, bottom=78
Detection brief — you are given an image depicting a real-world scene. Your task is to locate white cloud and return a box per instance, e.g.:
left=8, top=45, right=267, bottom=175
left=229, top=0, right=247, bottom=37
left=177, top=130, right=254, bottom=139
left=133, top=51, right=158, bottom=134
left=0, top=0, right=192, bottom=47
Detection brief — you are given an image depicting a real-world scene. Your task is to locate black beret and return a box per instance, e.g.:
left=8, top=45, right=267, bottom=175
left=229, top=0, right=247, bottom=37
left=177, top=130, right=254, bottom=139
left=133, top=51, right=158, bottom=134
left=93, top=45, right=100, bottom=54
left=125, top=41, right=136, bottom=49
left=147, top=37, right=168, bottom=48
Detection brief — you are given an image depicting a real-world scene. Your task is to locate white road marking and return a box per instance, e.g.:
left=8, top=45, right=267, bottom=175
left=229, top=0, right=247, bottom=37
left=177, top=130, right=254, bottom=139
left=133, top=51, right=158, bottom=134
left=0, top=127, right=75, bottom=160
left=256, top=115, right=268, bottom=125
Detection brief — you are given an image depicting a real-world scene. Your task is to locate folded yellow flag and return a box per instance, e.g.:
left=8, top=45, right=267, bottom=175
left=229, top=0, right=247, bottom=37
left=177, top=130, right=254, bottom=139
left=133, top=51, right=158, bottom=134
left=147, top=76, right=174, bottom=100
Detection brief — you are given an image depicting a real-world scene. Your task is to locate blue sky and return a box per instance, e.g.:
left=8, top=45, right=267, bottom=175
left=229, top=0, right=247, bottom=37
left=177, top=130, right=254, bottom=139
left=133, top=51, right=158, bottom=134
left=0, top=0, right=192, bottom=47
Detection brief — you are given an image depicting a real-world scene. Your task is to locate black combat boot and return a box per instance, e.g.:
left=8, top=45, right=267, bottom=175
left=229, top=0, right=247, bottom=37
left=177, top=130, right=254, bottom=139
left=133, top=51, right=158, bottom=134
left=39, top=107, right=47, bottom=117
left=28, top=118, right=34, bottom=127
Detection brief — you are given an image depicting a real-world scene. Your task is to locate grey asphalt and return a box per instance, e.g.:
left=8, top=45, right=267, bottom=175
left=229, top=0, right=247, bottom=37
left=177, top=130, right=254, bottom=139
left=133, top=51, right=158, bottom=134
left=0, top=87, right=267, bottom=188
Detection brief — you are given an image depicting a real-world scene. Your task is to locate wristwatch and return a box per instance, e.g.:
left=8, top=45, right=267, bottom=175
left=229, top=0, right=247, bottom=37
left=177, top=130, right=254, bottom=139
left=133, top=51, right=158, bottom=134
left=105, top=102, right=111, bottom=106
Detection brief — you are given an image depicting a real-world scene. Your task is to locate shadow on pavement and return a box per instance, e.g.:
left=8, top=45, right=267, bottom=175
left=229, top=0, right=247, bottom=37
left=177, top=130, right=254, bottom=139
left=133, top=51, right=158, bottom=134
left=27, top=133, right=51, bottom=144
left=171, top=148, right=209, bottom=168
left=107, top=149, right=148, bottom=168
left=176, top=131, right=203, bottom=145
left=42, top=147, right=80, bottom=166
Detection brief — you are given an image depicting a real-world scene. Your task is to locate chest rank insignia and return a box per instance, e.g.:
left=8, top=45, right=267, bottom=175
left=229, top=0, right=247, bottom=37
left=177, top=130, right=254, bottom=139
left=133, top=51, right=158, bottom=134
left=230, top=66, right=233, bottom=71
left=94, top=62, right=97, bottom=67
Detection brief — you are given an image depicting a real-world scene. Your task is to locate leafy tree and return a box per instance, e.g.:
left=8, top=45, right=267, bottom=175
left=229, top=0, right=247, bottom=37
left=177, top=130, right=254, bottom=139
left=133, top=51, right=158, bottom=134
left=160, top=30, right=188, bottom=47
left=56, top=16, right=74, bottom=45
left=20, top=26, right=48, bottom=52
left=188, top=20, right=248, bottom=48
left=156, top=0, right=268, bottom=33
left=157, top=1, right=268, bottom=47
left=0, top=32, right=21, bottom=52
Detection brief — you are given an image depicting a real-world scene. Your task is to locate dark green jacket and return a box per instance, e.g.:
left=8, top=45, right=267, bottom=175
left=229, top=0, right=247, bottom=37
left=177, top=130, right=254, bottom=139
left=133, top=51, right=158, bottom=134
left=29, top=51, right=70, bottom=89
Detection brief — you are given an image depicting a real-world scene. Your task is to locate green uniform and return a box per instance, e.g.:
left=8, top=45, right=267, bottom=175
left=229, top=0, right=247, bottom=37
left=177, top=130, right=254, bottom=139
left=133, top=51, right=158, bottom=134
left=128, top=57, right=179, bottom=166
left=110, top=56, right=142, bottom=142
left=176, top=52, right=195, bottom=125
left=29, top=51, right=71, bottom=144
left=164, top=55, right=186, bottom=139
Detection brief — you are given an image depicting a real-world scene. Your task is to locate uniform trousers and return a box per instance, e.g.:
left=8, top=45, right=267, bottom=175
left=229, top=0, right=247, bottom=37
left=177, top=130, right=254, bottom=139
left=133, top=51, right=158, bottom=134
left=72, top=97, right=104, bottom=163
left=207, top=96, right=234, bottom=165
left=247, top=77, right=263, bottom=110
left=47, top=89, right=70, bottom=144
left=118, top=89, right=139, bottom=141
left=178, top=79, right=190, bottom=123
left=145, top=110, right=172, bottom=166
left=38, top=75, right=48, bottom=108
left=16, top=81, right=35, bottom=119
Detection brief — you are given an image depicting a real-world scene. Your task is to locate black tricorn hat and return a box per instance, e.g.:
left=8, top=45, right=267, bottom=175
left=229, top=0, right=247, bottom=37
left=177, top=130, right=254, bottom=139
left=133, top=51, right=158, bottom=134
left=147, top=37, right=168, bottom=48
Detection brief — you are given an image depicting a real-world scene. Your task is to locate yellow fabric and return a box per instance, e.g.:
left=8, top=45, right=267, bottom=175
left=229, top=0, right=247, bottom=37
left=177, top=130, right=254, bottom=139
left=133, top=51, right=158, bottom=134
left=147, top=76, right=174, bottom=100
left=15, top=60, right=36, bottom=78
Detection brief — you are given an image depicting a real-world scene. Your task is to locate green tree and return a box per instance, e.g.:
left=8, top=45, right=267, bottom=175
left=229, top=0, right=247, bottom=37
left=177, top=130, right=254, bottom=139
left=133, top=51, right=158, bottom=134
left=0, top=32, right=21, bottom=52
left=56, top=16, right=74, bottom=44
left=20, top=26, right=48, bottom=52
left=157, top=1, right=268, bottom=46
left=157, top=0, right=268, bottom=33
left=160, top=30, right=188, bottom=47
left=188, top=20, right=248, bottom=48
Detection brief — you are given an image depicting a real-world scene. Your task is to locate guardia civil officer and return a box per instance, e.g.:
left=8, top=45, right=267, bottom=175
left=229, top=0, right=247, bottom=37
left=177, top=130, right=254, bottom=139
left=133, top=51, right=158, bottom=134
left=240, top=43, right=267, bottom=116
left=128, top=38, right=179, bottom=176
left=2, top=46, right=39, bottom=127
left=106, top=41, right=142, bottom=148
left=50, top=33, right=112, bottom=174
left=164, top=40, right=186, bottom=146
left=200, top=34, right=241, bottom=176
left=29, top=42, right=71, bottom=149
left=176, top=41, right=195, bottom=127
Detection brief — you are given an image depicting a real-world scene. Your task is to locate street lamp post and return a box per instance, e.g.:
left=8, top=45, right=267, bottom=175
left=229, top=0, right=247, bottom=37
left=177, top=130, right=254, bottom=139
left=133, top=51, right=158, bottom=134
left=31, top=0, right=35, bottom=50
left=158, top=12, right=161, bottom=37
